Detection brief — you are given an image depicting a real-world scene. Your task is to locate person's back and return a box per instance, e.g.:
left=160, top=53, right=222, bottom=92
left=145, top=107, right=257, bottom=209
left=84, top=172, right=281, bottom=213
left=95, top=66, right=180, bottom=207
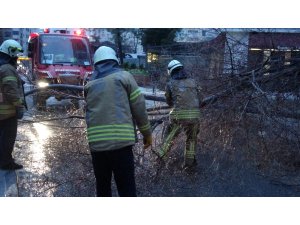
left=85, top=69, right=144, bottom=150
left=159, top=60, right=201, bottom=167
left=167, top=72, right=200, bottom=122
left=84, top=46, right=152, bottom=196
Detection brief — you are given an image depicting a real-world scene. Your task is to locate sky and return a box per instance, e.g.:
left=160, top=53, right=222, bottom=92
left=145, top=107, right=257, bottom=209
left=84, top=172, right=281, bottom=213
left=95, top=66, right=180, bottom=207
left=1, top=0, right=300, bottom=224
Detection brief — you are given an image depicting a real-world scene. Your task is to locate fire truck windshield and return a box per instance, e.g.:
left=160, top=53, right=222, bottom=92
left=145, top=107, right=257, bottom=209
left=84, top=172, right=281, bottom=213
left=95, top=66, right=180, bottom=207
left=39, top=35, right=91, bottom=66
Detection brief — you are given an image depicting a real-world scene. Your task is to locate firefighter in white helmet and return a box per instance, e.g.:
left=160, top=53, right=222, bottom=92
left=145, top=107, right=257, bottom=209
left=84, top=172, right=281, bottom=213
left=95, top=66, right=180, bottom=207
left=84, top=46, right=152, bottom=196
left=158, top=59, right=202, bottom=168
left=0, top=39, right=25, bottom=170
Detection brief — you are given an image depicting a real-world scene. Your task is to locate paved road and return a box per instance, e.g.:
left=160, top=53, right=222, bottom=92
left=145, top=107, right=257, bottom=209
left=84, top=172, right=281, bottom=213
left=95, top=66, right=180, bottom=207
left=0, top=86, right=167, bottom=197
left=3, top=115, right=300, bottom=197
left=2, top=85, right=300, bottom=197
left=0, top=170, right=18, bottom=197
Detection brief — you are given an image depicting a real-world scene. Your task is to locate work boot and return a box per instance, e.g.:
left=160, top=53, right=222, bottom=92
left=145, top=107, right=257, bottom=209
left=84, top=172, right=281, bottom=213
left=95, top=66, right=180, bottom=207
left=0, top=162, right=23, bottom=170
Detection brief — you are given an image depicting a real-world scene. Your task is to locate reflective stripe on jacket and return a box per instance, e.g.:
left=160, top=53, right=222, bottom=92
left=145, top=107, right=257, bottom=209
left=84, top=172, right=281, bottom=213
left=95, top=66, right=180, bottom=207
left=87, top=124, right=135, bottom=143
left=0, top=64, right=24, bottom=120
left=170, top=109, right=200, bottom=120
left=85, top=70, right=151, bottom=152
left=165, top=77, right=201, bottom=122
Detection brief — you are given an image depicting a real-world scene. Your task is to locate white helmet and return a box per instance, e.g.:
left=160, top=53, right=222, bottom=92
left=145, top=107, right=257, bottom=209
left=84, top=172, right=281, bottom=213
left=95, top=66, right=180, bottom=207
left=93, top=46, right=119, bottom=65
left=0, top=39, right=23, bottom=58
left=167, top=59, right=183, bottom=75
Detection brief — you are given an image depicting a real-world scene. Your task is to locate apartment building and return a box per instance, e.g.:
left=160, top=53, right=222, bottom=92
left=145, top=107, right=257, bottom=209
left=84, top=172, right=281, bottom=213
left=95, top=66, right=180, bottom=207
left=0, top=28, right=39, bottom=55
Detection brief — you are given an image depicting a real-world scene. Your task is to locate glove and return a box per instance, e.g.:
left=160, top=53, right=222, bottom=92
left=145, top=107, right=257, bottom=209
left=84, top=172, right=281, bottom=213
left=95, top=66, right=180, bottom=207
left=16, top=106, right=25, bottom=119
left=143, top=135, right=152, bottom=149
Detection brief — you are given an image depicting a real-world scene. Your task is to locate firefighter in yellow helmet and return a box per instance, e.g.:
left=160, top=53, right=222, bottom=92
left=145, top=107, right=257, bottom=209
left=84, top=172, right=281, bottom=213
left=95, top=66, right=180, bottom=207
left=0, top=39, right=25, bottom=170
left=84, top=46, right=152, bottom=196
left=158, top=60, right=201, bottom=168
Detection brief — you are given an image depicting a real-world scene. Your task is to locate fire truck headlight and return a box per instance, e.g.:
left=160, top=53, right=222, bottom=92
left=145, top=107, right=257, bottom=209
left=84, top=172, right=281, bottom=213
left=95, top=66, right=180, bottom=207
left=37, top=81, right=49, bottom=88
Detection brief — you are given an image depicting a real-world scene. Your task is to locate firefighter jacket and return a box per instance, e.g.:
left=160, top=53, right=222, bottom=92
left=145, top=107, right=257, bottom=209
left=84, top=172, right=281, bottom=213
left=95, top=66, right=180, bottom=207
left=0, top=62, right=25, bottom=120
left=165, top=70, right=201, bottom=122
left=84, top=61, right=151, bottom=152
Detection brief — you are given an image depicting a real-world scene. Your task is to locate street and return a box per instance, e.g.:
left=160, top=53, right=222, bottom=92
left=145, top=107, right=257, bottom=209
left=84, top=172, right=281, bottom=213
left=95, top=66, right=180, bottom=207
left=1, top=86, right=300, bottom=196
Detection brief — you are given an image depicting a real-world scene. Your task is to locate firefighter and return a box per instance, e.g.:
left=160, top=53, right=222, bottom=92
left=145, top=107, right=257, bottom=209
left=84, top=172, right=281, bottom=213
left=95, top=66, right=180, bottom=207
left=0, top=39, right=25, bottom=170
left=84, top=46, right=152, bottom=197
left=158, top=60, right=201, bottom=168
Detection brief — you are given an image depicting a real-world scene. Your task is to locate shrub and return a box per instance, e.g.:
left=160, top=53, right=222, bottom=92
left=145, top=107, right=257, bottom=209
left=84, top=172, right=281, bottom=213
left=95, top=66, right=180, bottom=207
left=123, top=62, right=129, bottom=70
left=130, top=63, right=137, bottom=69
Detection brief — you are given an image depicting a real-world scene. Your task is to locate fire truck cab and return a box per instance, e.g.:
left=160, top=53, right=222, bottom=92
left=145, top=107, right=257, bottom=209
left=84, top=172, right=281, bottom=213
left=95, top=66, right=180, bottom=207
left=27, top=28, right=93, bottom=109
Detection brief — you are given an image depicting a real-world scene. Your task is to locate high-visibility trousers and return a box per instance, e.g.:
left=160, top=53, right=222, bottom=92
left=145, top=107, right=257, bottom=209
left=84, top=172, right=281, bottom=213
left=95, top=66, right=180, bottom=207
left=158, top=121, right=199, bottom=160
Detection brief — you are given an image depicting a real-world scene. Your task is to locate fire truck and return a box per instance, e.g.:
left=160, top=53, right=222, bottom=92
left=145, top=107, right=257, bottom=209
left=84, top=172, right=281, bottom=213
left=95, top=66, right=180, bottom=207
left=27, top=28, right=93, bottom=109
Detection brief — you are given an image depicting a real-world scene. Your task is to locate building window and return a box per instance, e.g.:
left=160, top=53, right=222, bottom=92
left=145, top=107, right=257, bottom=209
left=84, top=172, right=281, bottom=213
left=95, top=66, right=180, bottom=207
left=4, top=31, right=11, bottom=38
left=147, top=52, right=158, bottom=63
left=12, top=31, right=19, bottom=35
left=189, top=29, right=198, bottom=34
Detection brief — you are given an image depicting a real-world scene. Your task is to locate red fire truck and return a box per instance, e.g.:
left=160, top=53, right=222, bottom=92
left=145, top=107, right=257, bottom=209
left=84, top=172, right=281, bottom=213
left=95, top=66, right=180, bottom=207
left=27, top=28, right=93, bottom=109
